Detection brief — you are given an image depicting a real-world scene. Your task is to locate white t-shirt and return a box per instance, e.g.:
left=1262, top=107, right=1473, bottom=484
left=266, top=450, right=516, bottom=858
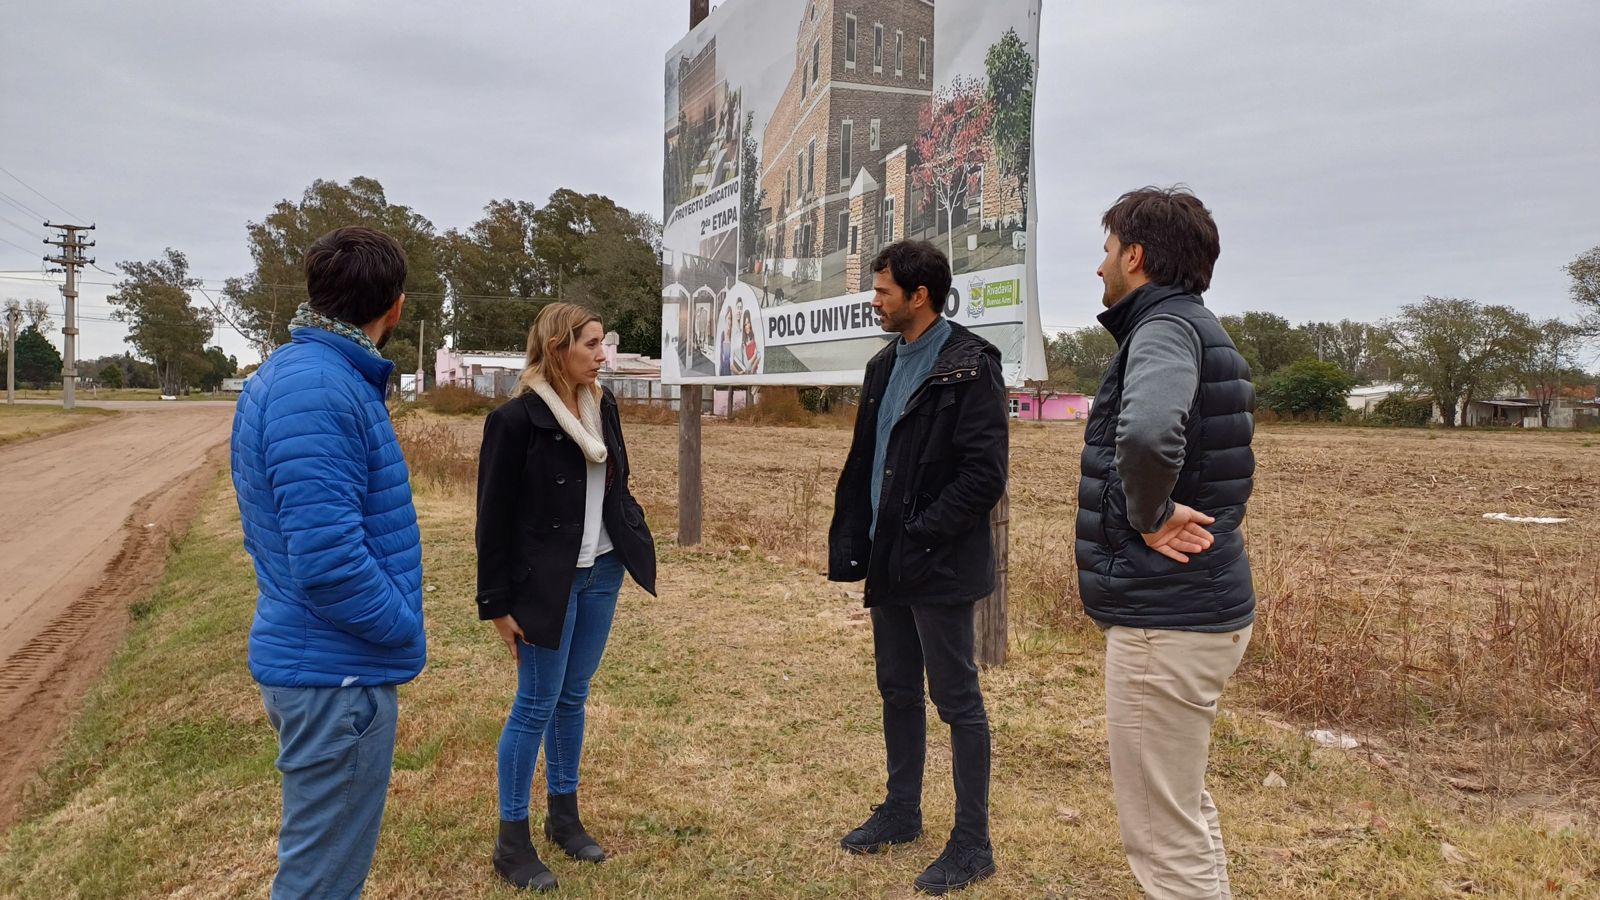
left=577, top=458, right=614, bottom=568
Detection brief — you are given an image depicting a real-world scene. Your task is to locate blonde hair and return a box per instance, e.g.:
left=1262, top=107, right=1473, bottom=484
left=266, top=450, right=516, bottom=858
left=515, top=302, right=603, bottom=402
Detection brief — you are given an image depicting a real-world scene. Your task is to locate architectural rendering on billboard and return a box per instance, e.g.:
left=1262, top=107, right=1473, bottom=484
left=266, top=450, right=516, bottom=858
left=661, top=0, right=1046, bottom=386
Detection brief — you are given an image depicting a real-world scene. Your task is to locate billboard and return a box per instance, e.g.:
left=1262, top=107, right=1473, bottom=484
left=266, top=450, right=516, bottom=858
left=661, top=0, right=1046, bottom=387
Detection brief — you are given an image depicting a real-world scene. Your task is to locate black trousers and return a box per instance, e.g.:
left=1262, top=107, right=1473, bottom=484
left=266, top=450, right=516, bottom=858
left=870, top=601, right=991, bottom=845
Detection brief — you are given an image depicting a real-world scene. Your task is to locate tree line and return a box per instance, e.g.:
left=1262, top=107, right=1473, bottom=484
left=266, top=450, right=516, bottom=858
left=82, top=177, right=661, bottom=394
left=1, top=291, right=238, bottom=393
left=1036, top=253, right=1600, bottom=428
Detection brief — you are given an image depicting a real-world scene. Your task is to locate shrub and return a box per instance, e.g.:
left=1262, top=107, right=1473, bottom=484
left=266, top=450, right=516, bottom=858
left=394, top=418, right=476, bottom=489
left=1258, top=358, right=1358, bottom=421
left=1368, top=392, right=1432, bottom=427
left=729, top=388, right=856, bottom=428
left=618, top=401, right=679, bottom=425
left=424, top=384, right=500, bottom=416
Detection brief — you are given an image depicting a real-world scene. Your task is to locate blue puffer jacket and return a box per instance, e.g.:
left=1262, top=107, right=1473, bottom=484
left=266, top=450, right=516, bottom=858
left=231, top=327, right=426, bottom=687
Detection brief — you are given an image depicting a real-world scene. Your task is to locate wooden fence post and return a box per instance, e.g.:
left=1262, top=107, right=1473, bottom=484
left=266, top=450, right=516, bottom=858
left=975, top=490, right=1009, bottom=667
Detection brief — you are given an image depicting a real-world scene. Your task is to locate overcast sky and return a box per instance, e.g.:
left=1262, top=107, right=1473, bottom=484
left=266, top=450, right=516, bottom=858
left=2, top=0, right=1596, bottom=364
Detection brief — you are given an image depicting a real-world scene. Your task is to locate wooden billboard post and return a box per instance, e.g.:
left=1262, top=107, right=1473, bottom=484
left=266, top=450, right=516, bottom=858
left=976, top=492, right=1009, bottom=667
left=678, top=0, right=711, bottom=548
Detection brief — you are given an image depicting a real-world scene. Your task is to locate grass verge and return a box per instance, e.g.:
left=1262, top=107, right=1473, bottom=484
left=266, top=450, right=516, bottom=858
left=0, top=404, right=116, bottom=447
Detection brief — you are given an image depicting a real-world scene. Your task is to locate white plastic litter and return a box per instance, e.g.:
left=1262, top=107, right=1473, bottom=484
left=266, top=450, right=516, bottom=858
left=1483, top=513, right=1569, bottom=525
left=1307, top=729, right=1361, bottom=750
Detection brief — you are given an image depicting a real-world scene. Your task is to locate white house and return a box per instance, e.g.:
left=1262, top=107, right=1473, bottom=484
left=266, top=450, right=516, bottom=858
left=1346, top=383, right=1404, bottom=414
left=435, top=348, right=524, bottom=397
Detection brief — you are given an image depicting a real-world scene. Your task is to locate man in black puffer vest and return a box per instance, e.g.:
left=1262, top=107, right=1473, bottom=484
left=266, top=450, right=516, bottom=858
left=1077, top=187, right=1255, bottom=899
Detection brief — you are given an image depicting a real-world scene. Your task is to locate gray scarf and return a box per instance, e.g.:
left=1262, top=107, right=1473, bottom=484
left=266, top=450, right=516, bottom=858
left=288, top=302, right=383, bottom=358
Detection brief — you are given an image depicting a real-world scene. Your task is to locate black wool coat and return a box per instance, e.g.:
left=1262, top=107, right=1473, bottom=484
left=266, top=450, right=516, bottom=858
left=474, top=388, right=657, bottom=649
left=827, top=321, right=1010, bottom=607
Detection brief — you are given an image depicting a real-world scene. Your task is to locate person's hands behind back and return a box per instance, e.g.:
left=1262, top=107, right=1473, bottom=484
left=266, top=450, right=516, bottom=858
left=1141, top=503, right=1215, bottom=564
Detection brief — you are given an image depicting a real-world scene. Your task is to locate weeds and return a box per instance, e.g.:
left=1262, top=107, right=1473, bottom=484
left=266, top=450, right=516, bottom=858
left=422, top=384, right=502, bottom=416
left=1249, top=528, right=1600, bottom=778
left=729, top=387, right=856, bottom=428
left=394, top=417, right=476, bottom=490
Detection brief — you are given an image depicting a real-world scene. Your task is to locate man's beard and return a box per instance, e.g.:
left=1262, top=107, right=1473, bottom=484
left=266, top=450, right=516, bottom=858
left=375, top=323, right=397, bottom=350
left=881, top=306, right=912, bottom=333
left=1101, top=271, right=1127, bottom=308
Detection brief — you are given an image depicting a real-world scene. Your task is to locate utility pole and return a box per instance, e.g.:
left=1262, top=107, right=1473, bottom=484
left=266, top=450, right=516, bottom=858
left=3, top=302, right=21, bottom=405
left=416, top=319, right=426, bottom=399
left=44, top=222, right=94, bottom=410
left=678, top=0, right=711, bottom=547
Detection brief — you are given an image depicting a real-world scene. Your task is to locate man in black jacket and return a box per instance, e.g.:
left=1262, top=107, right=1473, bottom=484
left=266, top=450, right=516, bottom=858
left=828, top=240, right=1008, bottom=895
left=1077, top=187, right=1255, bottom=899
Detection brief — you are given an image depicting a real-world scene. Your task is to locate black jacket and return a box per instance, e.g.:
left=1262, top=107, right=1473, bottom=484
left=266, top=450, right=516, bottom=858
left=475, top=388, right=657, bottom=649
left=828, top=321, right=1009, bottom=607
left=1076, top=285, right=1256, bottom=630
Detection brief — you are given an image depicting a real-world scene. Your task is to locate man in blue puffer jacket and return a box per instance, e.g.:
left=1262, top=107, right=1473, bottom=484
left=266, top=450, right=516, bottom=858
left=231, top=226, right=425, bottom=900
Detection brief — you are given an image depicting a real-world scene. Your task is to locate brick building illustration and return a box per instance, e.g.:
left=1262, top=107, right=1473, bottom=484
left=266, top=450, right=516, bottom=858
left=758, top=0, right=936, bottom=299
left=754, top=0, right=1027, bottom=302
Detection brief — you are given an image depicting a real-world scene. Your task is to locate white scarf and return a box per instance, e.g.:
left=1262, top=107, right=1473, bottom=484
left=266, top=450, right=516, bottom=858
left=530, top=377, right=608, bottom=464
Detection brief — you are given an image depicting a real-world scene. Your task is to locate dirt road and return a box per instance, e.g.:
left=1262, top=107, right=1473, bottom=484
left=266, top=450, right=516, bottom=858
left=0, top=403, right=232, bottom=825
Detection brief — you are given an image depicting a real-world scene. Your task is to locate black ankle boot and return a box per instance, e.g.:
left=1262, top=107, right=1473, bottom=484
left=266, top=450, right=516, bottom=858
left=494, top=819, right=558, bottom=891
left=544, top=791, right=606, bottom=863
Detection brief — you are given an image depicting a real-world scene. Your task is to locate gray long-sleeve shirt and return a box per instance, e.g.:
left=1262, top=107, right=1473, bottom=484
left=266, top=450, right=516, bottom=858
left=1116, top=315, right=1203, bottom=533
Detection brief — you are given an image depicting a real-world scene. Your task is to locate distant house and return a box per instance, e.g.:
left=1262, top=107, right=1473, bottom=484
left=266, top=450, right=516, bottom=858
left=221, top=376, right=250, bottom=393
left=1008, top=391, right=1091, bottom=421
left=434, top=348, right=524, bottom=398
left=432, top=340, right=737, bottom=414
left=1347, top=382, right=1599, bottom=428
left=1346, top=382, right=1404, bottom=414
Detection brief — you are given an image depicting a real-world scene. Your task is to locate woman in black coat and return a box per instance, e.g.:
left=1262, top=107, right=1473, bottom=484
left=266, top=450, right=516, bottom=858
left=475, top=302, right=657, bottom=892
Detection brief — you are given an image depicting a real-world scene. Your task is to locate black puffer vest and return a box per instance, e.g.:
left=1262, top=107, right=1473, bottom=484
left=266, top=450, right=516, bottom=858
left=1075, top=284, right=1256, bottom=629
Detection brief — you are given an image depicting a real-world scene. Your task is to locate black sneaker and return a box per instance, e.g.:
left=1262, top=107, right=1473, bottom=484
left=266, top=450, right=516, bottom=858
left=913, top=839, right=995, bottom=895
left=839, top=803, right=923, bottom=854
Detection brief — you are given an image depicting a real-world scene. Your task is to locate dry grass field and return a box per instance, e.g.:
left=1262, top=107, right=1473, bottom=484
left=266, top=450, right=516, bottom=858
left=2, top=412, right=1596, bottom=898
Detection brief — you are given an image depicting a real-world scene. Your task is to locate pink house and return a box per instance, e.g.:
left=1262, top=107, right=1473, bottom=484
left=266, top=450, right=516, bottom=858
left=1008, top=391, right=1092, bottom=421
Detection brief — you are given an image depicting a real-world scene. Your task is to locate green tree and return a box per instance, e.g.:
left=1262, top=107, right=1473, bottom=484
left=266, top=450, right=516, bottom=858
left=7, top=326, right=63, bottom=388
left=223, top=177, right=446, bottom=372
left=1049, top=327, right=1120, bottom=394
left=83, top=352, right=158, bottom=389
left=439, top=199, right=547, bottom=351
left=739, top=110, right=767, bottom=270
left=1567, top=246, right=1600, bottom=335
left=1369, top=392, right=1432, bottom=427
left=1388, top=297, right=1536, bottom=427
left=1259, top=358, right=1357, bottom=420
left=195, top=346, right=237, bottom=391
left=108, top=250, right=214, bottom=395
left=1300, top=319, right=1395, bottom=383
left=1513, top=319, right=1584, bottom=426
left=98, top=363, right=124, bottom=388
left=531, top=190, right=662, bottom=356
left=1219, top=311, right=1313, bottom=377
left=984, top=27, right=1035, bottom=222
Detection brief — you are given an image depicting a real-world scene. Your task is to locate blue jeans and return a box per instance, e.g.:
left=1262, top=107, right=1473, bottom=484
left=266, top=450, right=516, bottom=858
left=498, top=552, right=625, bottom=820
left=262, top=684, right=399, bottom=900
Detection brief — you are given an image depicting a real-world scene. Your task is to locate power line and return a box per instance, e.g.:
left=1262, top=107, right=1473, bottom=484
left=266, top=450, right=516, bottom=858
left=0, top=189, right=48, bottom=223
left=0, top=211, right=45, bottom=243
left=0, top=165, right=86, bottom=223
left=0, top=234, right=41, bottom=258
